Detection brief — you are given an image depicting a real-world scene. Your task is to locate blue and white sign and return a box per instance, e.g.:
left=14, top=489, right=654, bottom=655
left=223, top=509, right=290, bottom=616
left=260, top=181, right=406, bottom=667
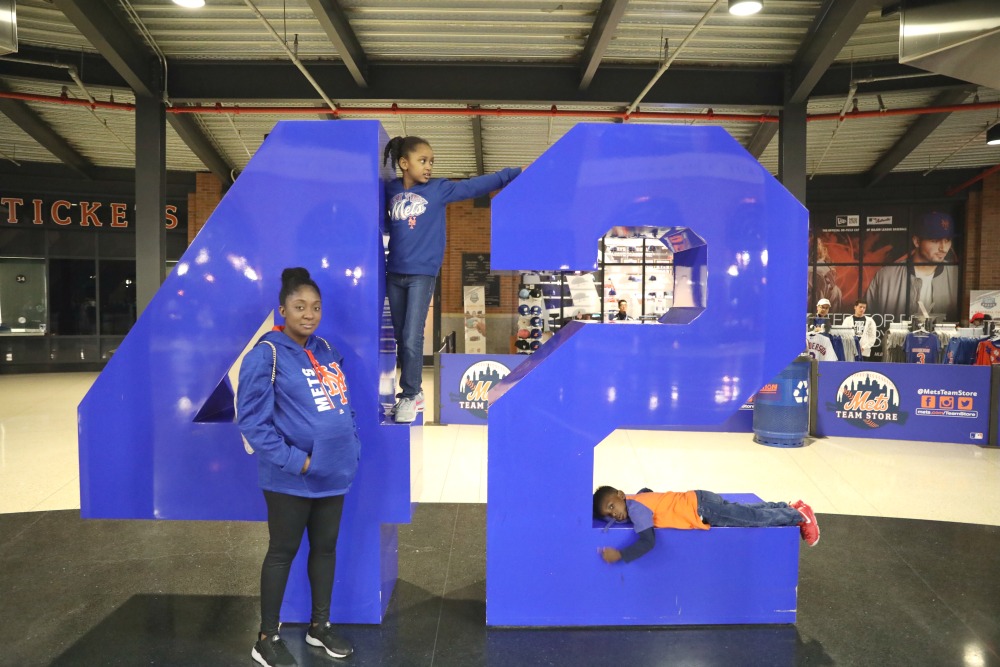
left=438, top=353, right=527, bottom=424
left=815, top=362, right=991, bottom=444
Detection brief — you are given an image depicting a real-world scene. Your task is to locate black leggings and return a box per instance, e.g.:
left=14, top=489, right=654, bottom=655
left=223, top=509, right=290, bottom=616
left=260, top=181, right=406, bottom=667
left=260, top=491, right=345, bottom=635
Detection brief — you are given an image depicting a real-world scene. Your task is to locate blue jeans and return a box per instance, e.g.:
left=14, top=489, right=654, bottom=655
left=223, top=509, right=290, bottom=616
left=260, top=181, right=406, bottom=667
left=387, top=272, right=435, bottom=399
left=695, top=490, right=801, bottom=527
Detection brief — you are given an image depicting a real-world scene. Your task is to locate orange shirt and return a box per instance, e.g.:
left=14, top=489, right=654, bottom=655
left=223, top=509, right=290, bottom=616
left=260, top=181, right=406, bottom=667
left=627, top=491, right=707, bottom=530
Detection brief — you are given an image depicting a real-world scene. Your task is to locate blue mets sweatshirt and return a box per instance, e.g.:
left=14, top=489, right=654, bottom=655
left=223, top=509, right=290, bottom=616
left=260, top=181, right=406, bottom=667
left=385, top=168, right=522, bottom=276
left=237, top=329, right=360, bottom=498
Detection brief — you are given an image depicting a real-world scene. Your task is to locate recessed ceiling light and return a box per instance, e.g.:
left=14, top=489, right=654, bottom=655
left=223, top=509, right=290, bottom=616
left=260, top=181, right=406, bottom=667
left=729, top=0, right=763, bottom=16
left=172, top=0, right=205, bottom=8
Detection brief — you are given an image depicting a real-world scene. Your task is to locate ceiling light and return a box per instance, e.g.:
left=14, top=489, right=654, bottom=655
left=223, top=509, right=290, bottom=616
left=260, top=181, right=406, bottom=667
left=729, top=0, right=762, bottom=16
left=172, top=0, right=205, bottom=7
left=988, top=125, right=1000, bottom=146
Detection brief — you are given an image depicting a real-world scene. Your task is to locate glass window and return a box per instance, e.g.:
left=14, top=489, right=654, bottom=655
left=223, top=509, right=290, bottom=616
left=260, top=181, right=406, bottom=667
left=48, top=259, right=97, bottom=335
left=99, top=260, right=137, bottom=336
left=0, top=259, right=47, bottom=333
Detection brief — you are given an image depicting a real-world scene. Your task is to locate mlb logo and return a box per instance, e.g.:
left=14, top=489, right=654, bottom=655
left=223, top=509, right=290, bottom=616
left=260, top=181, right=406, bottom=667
left=958, top=397, right=974, bottom=410
left=920, top=395, right=935, bottom=408
left=971, top=433, right=984, bottom=440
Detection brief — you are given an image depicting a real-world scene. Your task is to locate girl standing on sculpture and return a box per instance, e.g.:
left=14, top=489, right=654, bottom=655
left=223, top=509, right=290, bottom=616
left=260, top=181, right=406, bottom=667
left=383, top=136, right=522, bottom=423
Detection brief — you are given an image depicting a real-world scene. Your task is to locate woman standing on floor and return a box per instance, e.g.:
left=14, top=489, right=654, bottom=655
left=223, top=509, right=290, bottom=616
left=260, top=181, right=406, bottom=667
left=238, top=267, right=360, bottom=667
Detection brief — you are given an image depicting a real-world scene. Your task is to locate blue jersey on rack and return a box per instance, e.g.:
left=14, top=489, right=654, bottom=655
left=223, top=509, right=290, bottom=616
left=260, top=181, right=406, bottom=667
left=944, top=337, right=980, bottom=365
left=904, top=332, right=939, bottom=364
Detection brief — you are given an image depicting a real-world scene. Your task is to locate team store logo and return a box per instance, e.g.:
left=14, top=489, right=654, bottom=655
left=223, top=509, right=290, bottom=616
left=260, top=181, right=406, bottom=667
left=450, top=361, right=512, bottom=420
left=830, top=371, right=908, bottom=429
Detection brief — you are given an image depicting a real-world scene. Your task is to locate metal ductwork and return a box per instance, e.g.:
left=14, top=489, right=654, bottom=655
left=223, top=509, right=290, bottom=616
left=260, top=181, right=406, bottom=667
left=0, top=0, right=16, bottom=56
left=899, top=0, right=1000, bottom=90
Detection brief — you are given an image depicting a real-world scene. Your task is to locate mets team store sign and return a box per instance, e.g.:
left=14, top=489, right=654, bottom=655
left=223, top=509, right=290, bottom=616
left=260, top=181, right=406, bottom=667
left=814, top=362, right=991, bottom=445
left=438, top=353, right=527, bottom=425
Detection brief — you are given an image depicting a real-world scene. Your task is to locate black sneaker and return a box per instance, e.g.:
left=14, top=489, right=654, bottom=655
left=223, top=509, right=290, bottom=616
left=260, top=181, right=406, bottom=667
left=306, top=622, right=354, bottom=659
left=252, top=634, right=297, bottom=667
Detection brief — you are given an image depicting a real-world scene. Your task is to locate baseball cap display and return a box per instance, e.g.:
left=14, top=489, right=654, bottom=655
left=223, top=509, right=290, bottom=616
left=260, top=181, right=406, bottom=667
left=529, top=340, right=541, bottom=351
left=515, top=339, right=531, bottom=351
left=529, top=316, right=543, bottom=328
left=518, top=288, right=531, bottom=299
left=817, top=298, right=831, bottom=307
left=518, top=304, right=530, bottom=316
left=530, top=328, right=542, bottom=339
left=915, top=211, right=955, bottom=240
left=529, top=288, right=543, bottom=299
left=517, top=329, right=530, bottom=339
left=971, top=312, right=988, bottom=323
left=530, top=305, right=542, bottom=316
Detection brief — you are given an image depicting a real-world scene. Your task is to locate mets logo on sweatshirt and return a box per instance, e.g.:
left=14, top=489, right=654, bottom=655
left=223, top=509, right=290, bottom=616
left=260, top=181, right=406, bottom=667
left=449, top=361, right=511, bottom=420
left=302, top=362, right=349, bottom=413
left=828, top=371, right=907, bottom=429
left=389, top=192, right=428, bottom=226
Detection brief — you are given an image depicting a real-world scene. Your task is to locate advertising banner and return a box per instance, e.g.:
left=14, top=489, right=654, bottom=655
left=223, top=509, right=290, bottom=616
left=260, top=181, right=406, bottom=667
left=438, top=353, right=527, bottom=425
left=463, top=286, right=486, bottom=354
left=815, top=362, right=990, bottom=445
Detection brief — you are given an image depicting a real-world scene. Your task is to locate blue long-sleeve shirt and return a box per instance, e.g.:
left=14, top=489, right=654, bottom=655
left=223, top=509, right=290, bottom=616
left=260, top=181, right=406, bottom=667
left=237, top=329, right=361, bottom=498
left=385, top=168, right=521, bottom=276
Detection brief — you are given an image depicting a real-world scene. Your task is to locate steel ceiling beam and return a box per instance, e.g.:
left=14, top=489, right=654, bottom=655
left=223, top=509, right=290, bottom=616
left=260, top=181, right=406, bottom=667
left=303, top=0, right=368, bottom=88
left=788, top=0, right=874, bottom=104
left=579, top=0, right=629, bottom=91
left=0, top=47, right=967, bottom=108
left=865, top=87, right=976, bottom=186
left=0, top=80, right=94, bottom=177
left=746, top=118, right=778, bottom=159
left=51, top=0, right=233, bottom=182
left=51, top=0, right=157, bottom=96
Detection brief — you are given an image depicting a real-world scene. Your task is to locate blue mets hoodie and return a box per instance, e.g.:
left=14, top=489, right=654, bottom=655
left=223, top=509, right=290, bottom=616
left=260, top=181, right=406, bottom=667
left=385, top=168, right=521, bottom=276
left=237, top=329, right=360, bottom=498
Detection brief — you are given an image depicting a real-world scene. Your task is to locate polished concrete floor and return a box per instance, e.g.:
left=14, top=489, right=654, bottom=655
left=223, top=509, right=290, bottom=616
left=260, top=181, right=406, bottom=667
left=2, top=372, right=1000, bottom=665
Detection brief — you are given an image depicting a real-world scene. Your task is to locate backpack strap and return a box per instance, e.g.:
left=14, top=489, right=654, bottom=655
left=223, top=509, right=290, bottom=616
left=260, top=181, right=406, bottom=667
left=258, top=341, right=277, bottom=383
left=315, top=336, right=332, bottom=352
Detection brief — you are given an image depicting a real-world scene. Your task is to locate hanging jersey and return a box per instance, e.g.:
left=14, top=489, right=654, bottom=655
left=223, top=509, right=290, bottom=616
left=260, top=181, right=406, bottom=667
left=975, top=340, right=1000, bottom=365
left=806, top=332, right=838, bottom=361
left=945, top=338, right=980, bottom=365
left=904, top=332, right=940, bottom=364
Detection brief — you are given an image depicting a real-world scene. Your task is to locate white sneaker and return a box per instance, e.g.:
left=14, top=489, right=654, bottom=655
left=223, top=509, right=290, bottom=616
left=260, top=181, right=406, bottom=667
left=394, top=397, right=417, bottom=423
left=392, top=391, right=424, bottom=414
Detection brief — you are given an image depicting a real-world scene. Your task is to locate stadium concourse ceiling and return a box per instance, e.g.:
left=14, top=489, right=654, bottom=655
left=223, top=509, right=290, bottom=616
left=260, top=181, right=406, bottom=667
left=0, top=0, right=999, bottom=188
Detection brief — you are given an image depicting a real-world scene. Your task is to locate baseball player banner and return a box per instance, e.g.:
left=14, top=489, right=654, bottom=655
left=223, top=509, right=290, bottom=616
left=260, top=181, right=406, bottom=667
left=814, top=362, right=990, bottom=445
left=438, top=353, right=527, bottom=425
left=810, top=203, right=961, bottom=325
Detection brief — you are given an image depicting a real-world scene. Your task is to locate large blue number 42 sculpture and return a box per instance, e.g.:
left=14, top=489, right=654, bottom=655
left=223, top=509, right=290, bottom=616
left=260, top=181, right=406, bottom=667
left=487, top=124, right=808, bottom=626
left=77, top=121, right=409, bottom=623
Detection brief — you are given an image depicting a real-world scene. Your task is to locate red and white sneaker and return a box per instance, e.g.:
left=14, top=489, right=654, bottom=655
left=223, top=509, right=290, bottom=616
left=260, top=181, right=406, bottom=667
left=792, top=500, right=820, bottom=547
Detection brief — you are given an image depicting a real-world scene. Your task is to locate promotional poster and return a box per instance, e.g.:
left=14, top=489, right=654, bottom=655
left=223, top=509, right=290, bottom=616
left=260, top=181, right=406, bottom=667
left=809, top=203, right=963, bottom=360
left=810, top=203, right=961, bottom=324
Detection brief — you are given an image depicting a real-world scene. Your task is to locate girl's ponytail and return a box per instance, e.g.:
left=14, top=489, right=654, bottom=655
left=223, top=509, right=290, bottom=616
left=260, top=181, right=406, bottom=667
left=383, top=136, right=430, bottom=170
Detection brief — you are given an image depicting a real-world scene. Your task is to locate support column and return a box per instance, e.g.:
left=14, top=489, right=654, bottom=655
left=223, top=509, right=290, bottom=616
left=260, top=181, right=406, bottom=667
left=778, top=90, right=807, bottom=204
left=135, top=93, right=167, bottom=315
